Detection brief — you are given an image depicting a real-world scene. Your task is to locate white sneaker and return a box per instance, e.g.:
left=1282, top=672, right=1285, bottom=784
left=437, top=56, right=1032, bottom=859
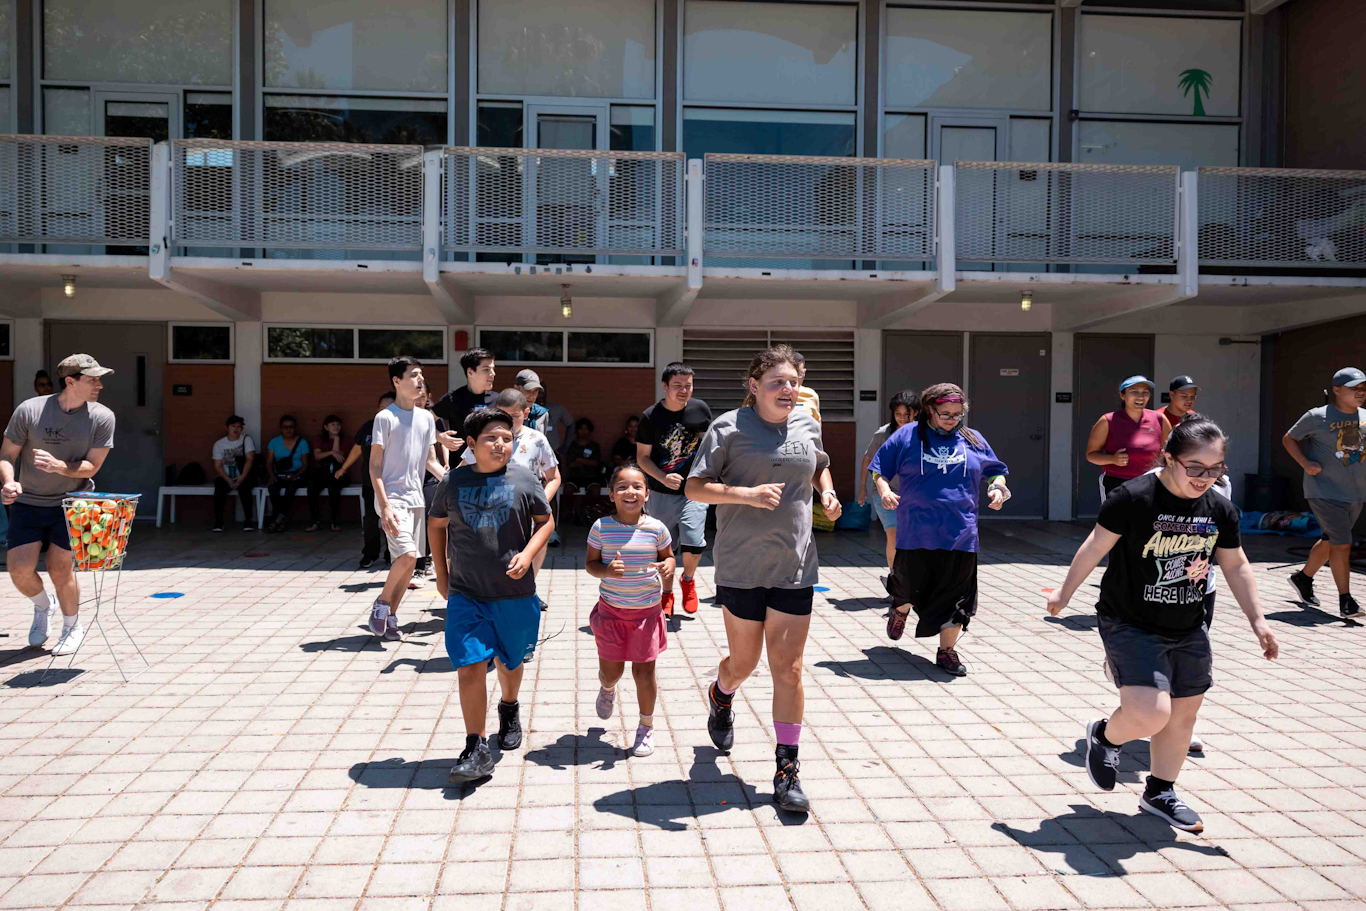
left=52, top=623, right=85, bottom=657
left=631, top=725, right=655, bottom=757
left=28, top=595, right=58, bottom=647
left=1188, top=732, right=1204, bottom=754
left=408, top=574, right=425, bottom=590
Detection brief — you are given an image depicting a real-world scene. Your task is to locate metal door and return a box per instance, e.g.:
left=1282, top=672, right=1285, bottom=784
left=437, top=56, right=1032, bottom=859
left=95, top=92, right=177, bottom=257
left=970, top=333, right=1051, bottom=518
left=527, top=104, right=607, bottom=265
left=1072, top=334, right=1154, bottom=517
left=882, top=331, right=964, bottom=407
left=46, top=322, right=165, bottom=514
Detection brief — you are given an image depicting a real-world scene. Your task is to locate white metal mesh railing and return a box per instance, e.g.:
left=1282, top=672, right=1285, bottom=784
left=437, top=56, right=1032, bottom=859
left=703, top=154, right=936, bottom=261
left=443, top=148, right=685, bottom=257
left=172, top=140, right=424, bottom=251
left=956, top=161, right=1180, bottom=265
left=0, top=135, right=154, bottom=246
left=1198, top=167, right=1366, bottom=267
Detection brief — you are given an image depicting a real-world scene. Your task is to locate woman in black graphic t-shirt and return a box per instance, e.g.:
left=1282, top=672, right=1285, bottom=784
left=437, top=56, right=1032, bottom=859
left=1046, top=419, right=1278, bottom=836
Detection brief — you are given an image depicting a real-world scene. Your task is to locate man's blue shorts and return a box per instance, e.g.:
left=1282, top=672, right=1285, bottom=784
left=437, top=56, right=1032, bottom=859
left=446, top=592, right=542, bottom=671
left=7, top=504, right=70, bottom=551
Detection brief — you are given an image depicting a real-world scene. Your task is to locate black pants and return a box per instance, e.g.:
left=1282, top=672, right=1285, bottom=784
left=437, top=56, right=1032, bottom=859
left=213, top=476, right=256, bottom=527
left=416, top=478, right=440, bottom=571
left=309, top=458, right=345, bottom=525
left=360, top=483, right=386, bottom=562
left=269, top=477, right=305, bottom=521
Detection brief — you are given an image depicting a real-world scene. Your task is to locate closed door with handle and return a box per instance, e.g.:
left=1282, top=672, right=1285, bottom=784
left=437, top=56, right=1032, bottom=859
left=968, top=333, right=1051, bottom=518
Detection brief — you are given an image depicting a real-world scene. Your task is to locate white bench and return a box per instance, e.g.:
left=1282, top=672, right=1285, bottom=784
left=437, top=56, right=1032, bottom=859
left=253, top=485, right=366, bottom=530
left=156, top=486, right=247, bottom=527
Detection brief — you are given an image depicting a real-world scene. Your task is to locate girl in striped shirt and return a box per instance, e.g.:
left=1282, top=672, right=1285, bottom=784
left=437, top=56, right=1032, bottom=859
left=586, top=463, right=675, bottom=757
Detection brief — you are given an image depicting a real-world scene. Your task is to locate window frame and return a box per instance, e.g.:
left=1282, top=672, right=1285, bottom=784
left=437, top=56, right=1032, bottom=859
left=0, top=318, right=13, bottom=360
left=475, top=326, right=655, bottom=368
left=168, top=321, right=235, bottom=364
left=262, top=322, right=449, bottom=365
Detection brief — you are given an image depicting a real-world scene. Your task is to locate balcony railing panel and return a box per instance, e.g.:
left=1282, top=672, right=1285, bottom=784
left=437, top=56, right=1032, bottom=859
left=0, top=135, right=154, bottom=246
left=956, top=161, right=1180, bottom=265
left=442, top=148, right=685, bottom=257
left=702, top=154, right=935, bottom=261
left=172, top=140, right=424, bottom=251
left=1199, top=167, right=1366, bottom=267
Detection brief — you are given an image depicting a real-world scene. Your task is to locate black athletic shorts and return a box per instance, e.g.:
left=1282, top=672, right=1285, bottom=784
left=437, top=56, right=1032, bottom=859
left=889, top=548, right=977, bottom=638
left=716, top=585, right=814, bottom=622
left=7, top=503, right=70, bottom=552
left=1098, top=614, right=1212, bottom=699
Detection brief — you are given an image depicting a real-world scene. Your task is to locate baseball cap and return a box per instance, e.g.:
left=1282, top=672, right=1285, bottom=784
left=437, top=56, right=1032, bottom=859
left=1332, top=367, right=1366, bottom=388
left=1169, top=375, right=1198, bottom=392
left=515, top=369, right=543, bottom=391
left=1118, top=375, right=1154, bottom=393
left=55, top=354, right=114, bottom=381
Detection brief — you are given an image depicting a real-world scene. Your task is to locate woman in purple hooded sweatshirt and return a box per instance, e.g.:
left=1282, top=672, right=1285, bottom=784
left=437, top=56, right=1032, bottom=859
left=871, top=382, right=1010, bottom=677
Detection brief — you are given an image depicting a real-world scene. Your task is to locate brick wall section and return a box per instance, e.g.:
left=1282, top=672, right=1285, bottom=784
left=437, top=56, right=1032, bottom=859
left=519, top=367, right=658, bottom=452
left=823, top=421, right=857, bottom=498
left=163, top=365, right=236, bottom=477
left=1285, top=0, right=1366, bottom=168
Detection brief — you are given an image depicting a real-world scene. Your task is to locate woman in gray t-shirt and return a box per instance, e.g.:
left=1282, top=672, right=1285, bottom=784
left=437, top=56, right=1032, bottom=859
left=687, top=345, right=839, bottom=816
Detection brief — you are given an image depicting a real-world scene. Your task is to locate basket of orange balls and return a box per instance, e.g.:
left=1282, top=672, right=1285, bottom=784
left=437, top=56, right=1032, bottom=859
left=62, top=494, right=140, bottom=572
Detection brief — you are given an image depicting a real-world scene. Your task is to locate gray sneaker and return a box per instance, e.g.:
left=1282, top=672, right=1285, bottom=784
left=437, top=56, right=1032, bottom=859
left=368, top=601, right=389, bottom=636
left=596, top=686, right=616, bottom=720
left=384, top=614, right=402, bottom=642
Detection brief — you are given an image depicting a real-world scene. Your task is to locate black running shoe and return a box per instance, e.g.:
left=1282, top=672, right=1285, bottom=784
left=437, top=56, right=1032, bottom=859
left=1289, top=571, right=1320, bottom=607
left=1340, top=594, right=1361, bottom=619
left=707, top=682, right=735, bottom=752
left=497, top=700, right=523, bottom=751
left=359, top=555, right=375, bottom=570
left=1085, top=718, right=1120, bottom=791
left=773, top=750, right=810, bottom=813
left=936, top=647, right=967, bottom=677
left=448, top=739, right=494, bottom=783
left=1140, top=787, right=1204, bottom=833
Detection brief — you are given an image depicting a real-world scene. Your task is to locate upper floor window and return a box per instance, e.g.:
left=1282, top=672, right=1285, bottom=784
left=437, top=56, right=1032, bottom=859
left=265, top=0, right=448, bottom=93
left=1079, top=14, right=1241, bottom=118
left=43, top=0, right=232, bottom=86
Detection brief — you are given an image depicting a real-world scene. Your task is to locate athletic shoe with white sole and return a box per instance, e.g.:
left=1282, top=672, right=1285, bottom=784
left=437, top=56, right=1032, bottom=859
left=1139, top=787, right=1204, bottom=833
left=1085, top=718, right=1120, bottom=791
left=51, top=623, right=85, bottom=657
left=1188, top=732, right=1204, bottom=754
left=384, top=614, right=402, bottom=642
left=1288, top=570, right=1320, bottom=607
left=368, top=601, right=389, bottom=636
left=28, top=595, right=57, bottom=647
left=707, top=680, right=735, bottom=752
left=631, top=725, right=654, bottom=757
left=596, top=686, right=616, bottom=720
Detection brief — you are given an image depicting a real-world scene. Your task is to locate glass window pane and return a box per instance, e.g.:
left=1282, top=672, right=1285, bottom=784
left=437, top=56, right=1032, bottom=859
left=1079, top=15, right=1241, bottom=117
left=611, top=106, right=655, bottom=152
left=172, top=325, right=232, bottom=361
left=186, top=92, right=233, bottom=140
left=357, top=328, right=444, bottom=360
left=883, top=113, right=926, bottom=159
left=568, top=332, right=650, bottom=364
left=44, top=0, right=232, bottom=85
left=0, top=88, right=10, bottom=133
left=480, top=330, right=565, bottom=363
left=683, top=108, right=855, bottom=159
left=477, top=102, right=522, bottom=147
left=885, top=8, right=1051, bottom=112
left=0, top=323, right=10, bottom=358
left=264, top=95, right=446, bottom=144
left=1010, top=117, right=1051, bottom=161
left=479, top=0, right=655, bottom=99
left=1083, top=0, right=1242, bottom=10
left=265, top=0, right=447, bottom=92
left=1078, top=119, right=1239, bottom=169
left=267, top=327, right=356, bottom=359
left=44, top=88, right=90, bottom=135
left=0, top=0, right=11, bottom=77
left=684, top=1, right=856, bottom=106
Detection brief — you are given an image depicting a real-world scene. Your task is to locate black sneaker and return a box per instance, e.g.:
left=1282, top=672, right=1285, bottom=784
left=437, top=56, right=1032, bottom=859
left=936, top=647, right=967, bottom=677
left=212, top=526, right=224, bottom=533
left=1139, top=787, right=1204, bottom=833
left=707, top=682, right=735, bottom=752
left=359, top=555, right=375, bottom=570
left=1289, top=571, right=1320, bottom=607
left=773, top=748, right=810, bottom=813
left=1340, top=594, right=1361, bottom=619
left=1084, top=718, right=1120, bottom=791
left=497, top=700, right=523, bottom=751
left=448, top=738, right=494, bottom=783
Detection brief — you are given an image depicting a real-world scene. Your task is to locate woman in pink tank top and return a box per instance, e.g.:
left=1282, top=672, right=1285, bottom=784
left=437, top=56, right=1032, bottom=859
left=1086, top=376, right=1172, bottom=498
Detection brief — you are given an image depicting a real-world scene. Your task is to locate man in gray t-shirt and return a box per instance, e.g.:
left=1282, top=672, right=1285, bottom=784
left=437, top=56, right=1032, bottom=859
left=1284, top=366, right=1366, bottom=618
left=1, top=354, right=116, bottom=654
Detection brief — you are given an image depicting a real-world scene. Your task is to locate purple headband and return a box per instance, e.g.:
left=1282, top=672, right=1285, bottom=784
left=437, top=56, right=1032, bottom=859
left=933, top=394, right=964, bottom=404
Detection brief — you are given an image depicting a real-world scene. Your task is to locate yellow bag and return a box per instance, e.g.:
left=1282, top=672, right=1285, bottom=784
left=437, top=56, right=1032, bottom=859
left=812, top=500, right=836, bottom=532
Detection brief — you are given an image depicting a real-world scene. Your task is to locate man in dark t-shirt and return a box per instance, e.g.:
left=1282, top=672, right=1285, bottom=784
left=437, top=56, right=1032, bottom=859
left=433, top=347, right=497, bottom=455
left=637, top=362, right=713, bottom=616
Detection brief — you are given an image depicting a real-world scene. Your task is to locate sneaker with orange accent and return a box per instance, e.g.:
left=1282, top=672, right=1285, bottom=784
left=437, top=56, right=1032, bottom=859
left=662, top=591, right=675, bottom=617
left=680, top=578, right=699, bottom=614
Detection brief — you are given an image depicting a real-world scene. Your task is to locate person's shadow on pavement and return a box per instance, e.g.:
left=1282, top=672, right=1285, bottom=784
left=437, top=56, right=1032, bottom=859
left=993, top=804, right=1227, bottom=876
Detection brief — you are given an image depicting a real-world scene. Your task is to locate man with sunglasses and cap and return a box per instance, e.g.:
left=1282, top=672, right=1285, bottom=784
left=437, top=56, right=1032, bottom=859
left=2, top=354, right=116, bottom=656
left=1284, top=367, right=1366, bottom=618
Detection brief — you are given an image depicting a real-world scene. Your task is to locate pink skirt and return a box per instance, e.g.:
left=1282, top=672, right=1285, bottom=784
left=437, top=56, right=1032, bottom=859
left=589, top=599, right=668, bottom=663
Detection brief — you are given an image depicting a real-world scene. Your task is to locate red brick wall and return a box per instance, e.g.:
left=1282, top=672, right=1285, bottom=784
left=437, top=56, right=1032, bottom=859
left=517, top=367, right=659, bottom=449
left=823, top=421, right=857, bottom=498
left=1285, top=0, right=1366, bottom=168
left=164, top=365, right=235, bottom=476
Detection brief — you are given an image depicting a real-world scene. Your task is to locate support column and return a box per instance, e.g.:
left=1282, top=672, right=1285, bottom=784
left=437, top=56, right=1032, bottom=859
left=13, top=318, right=42, bottom=410
left=235, top=321, right=262, bottom=448
left=1048, top=331, right=1074, bottom=521
left=855, top=328, right=882, bottom=499
left=655, top=329, right=683, bottom=384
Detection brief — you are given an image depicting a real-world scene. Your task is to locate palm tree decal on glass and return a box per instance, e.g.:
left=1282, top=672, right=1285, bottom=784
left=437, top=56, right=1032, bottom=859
left=1178, top=69, right=1213, bottom=117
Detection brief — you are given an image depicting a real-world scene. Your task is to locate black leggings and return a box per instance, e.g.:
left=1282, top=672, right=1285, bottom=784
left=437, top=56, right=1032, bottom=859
left=213, top=476, right=256, bottom=526
left=309, top=458, right=345, bottom=525
left=269, top=478, right=304, bottom=521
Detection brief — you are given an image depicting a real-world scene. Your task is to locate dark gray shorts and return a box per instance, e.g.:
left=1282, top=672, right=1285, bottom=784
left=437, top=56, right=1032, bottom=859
left=1098, top=615, right=1212, bottom=699
left=1307, top=498, right=1363, bottom=545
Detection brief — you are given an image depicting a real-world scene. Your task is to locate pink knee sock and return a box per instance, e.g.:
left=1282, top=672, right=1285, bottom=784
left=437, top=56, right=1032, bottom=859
left=774, top=722, right=802, bottom=746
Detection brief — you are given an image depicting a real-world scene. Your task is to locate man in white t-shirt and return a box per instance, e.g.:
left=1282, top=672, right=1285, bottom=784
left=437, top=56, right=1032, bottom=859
left=211, top=414, right=257, bottom=532
left=368, top=357, right=448, bottom=642
left=463, top=387, right=560, bottom=575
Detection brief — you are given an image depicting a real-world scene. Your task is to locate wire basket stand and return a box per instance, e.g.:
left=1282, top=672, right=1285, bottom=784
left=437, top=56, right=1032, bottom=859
left=41, top=493, right=150, bottom=684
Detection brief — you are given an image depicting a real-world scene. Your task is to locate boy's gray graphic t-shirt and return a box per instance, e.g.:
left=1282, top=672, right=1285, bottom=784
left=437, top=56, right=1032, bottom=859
left=429, top=463, right=551, bottom=602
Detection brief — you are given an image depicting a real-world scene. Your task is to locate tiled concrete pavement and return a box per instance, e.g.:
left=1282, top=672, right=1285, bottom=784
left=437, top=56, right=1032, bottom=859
left=0, top=519, right=1363, bottom=910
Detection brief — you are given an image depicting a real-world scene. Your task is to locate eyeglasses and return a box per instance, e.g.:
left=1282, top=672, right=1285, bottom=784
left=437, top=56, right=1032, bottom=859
left=763, top=378, right=801, bottom=391
left=933, top=410, right=964, bottom=422
left=1175, top=458, right=1226, bottom=479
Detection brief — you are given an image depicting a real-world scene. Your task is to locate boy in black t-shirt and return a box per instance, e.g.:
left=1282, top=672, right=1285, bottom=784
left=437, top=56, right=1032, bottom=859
left=1047, top=419, right=1278, bottom=835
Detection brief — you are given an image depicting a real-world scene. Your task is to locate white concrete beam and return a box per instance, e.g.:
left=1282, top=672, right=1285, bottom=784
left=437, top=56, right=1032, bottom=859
left=425, top=275, right=475, bottom=324
left=422, top=151, right=475, bottom=325
left=234, top=322, right=263, bottom=450
left=856, top=282, right=948, bottom=329
left=657, top=160, right=705, bottom=327
left=0, top=288, right=42, bottom=318
left=655, top=280, right=700, bottom=327
left=1053, top=285, right=1193, bottom=332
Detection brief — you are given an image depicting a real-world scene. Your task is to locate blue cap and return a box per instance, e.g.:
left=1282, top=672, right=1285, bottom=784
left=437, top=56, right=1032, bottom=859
left=1333, top=367, right=1366, bottom=388
left=1119, top=375, right=1155, bottom=393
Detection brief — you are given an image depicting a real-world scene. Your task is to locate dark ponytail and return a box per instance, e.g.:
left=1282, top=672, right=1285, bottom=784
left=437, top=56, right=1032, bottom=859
left=1165, top=418, right=1227, bottom=460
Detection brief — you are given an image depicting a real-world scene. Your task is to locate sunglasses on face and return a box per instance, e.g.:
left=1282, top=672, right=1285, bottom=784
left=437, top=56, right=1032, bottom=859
left=1175, top=458, right=1226, bottom=479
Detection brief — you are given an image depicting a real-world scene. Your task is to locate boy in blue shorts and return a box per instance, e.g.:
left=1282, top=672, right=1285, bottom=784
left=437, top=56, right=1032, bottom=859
left=429, top=408, right=554, bottom=783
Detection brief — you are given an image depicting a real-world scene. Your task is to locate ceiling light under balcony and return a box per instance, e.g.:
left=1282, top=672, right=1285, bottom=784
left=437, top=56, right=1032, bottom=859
left=561, top=285, right=573, bottom=320
left=1020, top=290, right=1032, bottom=313
left=62, top=275, right=76, bottom=298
